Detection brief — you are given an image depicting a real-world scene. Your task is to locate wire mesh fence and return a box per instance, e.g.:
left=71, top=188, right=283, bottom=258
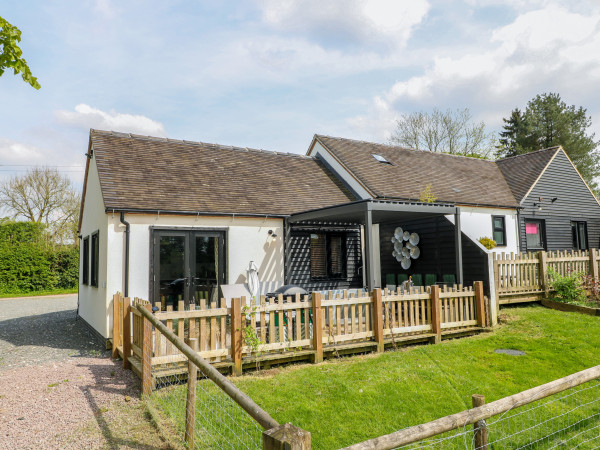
left=140, top=308, right=272, bottom=450
left=147, top=370, right=264, bottom=449
left=397, top=379, right=600, bottom=449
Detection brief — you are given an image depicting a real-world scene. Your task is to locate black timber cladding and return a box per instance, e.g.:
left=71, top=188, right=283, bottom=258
left=519, top=150, right=600, bottom=251
left=379, top=218, right=490, bottom=292
left=287, top=224, right=363, bottom=291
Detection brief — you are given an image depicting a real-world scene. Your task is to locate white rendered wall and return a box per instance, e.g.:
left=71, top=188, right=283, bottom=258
left=78, top=153, right=110, bottom=338
left=309, top=141, right=372, bottom=199
left=106, top=214, right=285, bottom=303
left=446, top=207, right=519, bottom=254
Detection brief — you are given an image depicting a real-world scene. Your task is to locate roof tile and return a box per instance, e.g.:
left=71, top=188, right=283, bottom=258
left=90, top=130, right=355, bottom=215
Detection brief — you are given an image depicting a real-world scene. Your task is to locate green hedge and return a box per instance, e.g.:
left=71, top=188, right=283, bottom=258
left=0, top=220, right=79, bottom=294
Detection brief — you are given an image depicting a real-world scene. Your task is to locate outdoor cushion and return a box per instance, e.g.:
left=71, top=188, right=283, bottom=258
left=424, top=274, right=437, bottom=286
left=443, top=274, right=456, bottom=285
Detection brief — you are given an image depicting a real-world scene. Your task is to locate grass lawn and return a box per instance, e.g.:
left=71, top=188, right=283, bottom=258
left=0, top=287, right=78, bottom=299
left=151, top=305, right=600, bottom=449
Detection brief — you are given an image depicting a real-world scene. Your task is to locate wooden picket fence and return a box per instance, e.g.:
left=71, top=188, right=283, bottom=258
left=112, top=283, right=487, bottom=387
left=493, top=249, right=600, bottom=304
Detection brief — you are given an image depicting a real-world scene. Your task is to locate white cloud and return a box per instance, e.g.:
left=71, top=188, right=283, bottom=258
left=349, top=4, right=600, bottom=140
left=0, top=139, right=46, bottom=165
left=258, top=0, right=430, bottom=49
left=55, top=104, right=167, bottom=137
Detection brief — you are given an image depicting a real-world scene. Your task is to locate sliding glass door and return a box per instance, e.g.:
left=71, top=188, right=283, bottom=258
left=152, top=229, right=225, bottom=309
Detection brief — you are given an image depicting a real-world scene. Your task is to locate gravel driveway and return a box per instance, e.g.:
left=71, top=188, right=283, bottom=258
left=0, top=294, right=168, bottom=449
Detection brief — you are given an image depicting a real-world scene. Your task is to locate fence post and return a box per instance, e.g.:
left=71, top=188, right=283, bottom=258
left=185, top=337, right=198, bottom=448
left=472, top=394, right=488, bottom=450
left=430, top=285, right=441, bottom=344
left=538, top=251, right=549, bottom=298
left=590, top=249, right=599, bottom=281
left=372, top=288, right=384, bottom=352
left=112, top=293, right=121, bottom=358
left=231, top=297, right=243, bottom=376
left=311, top=292, right=323, bottom=363
left=474, top=281, right=486, bottom=327
left=263, top=423, right=311, bottom=449
left=123, top=296, right=131, bottom=370
left=142, top=303, right=153, bottom=396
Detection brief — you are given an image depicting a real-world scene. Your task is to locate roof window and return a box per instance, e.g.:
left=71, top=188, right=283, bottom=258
left=372, top=154, right=392, bottom=164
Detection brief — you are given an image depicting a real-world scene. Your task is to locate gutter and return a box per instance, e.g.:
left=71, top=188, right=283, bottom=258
left=107, top=208, right=288, bottom=220
left=119, top=212, right=130, bottom=297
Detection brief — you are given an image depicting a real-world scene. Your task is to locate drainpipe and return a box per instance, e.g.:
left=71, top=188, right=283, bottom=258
left=119, top=212, right=130, bottom=297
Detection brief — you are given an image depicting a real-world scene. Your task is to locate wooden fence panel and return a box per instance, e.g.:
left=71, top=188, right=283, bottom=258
left=495, top=249, right=600, bottom=304
left=382, top=287, right=432, bottom=337
left=124, top=286, right=484, bottom=381
left=440, top=286, right=478, bottom=330
left=321, top=293, right=374, bottom=345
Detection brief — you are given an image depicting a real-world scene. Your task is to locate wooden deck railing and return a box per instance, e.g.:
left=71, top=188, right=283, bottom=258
left=493, top=249, right=600, bottom=304
left=113, top=283, right=488, bottom=384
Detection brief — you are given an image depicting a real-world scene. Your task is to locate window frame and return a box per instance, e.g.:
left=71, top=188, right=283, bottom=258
left=571, top=221, right=588, bottom=250
left=90, top=231, right=99, bottom=288
left=309, top=232, right=347, bottom=280
left=524, top=219, right=546, bottom=251
left=491, top=215, right=506, bottom=247
left=82, top=236, right=89, bottom=285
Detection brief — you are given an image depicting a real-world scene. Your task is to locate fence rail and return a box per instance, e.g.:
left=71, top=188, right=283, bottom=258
left=494, top=249, right=600, bottom=304
left=113, top=283, right=488, bottom=385
left=343, top=364, right=600, bottom=450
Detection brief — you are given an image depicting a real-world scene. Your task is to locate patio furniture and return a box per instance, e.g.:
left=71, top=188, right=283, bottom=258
left=443, top=274, right=457, bottom=285
left=424, top=274, right=437, bottom=286
left=385, top=274, right=396, bottom=287
left=411, top=274, right=423, bottom=286
left=397, top=274, right=408, bottom=285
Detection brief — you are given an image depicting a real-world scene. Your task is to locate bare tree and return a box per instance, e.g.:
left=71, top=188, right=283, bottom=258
left=0, top=168, right=81, bottom=244
left=389, top=107, right=495, bottom=158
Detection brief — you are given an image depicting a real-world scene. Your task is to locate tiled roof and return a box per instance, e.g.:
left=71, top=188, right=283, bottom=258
left=314, top=135, right=519, bottom=208
left=89, top=130, right=355, bottom=216
left=496, top=147, right=560, bottom=203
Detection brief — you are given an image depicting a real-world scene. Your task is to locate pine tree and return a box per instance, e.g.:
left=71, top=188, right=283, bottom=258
left=497, top=93, right=599, bottom=189
left=496, top=108, right=530, bottom=158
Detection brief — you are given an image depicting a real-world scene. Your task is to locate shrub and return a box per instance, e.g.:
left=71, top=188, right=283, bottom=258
left=548, top=268, right=587, bottom=304
left=0, top=220, right=78, bottom=294
left=479, top=237, right=497, bottom=250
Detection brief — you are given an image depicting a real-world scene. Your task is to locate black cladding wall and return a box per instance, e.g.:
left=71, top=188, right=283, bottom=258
left=519, top=151, right=600, bottom=251
left=379, top=217, right=490, bottom=291
left=287, top=226, right=363, bottom=291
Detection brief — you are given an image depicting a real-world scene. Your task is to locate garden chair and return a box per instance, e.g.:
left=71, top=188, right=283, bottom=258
left=424, top=274, right=437, bottom=286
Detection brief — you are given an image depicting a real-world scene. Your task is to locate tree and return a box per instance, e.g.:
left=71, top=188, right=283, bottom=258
left=497, top=108, right=531, bottom=156
left=0, top=168, right=80, bottom=244
left=497, top=93, right=599, bottom=188
left=0, top=15, right=40, bottom=89
left=389, top=107, right=495, bottom=158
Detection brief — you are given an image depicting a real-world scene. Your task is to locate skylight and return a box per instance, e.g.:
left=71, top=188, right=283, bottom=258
left=372, top=154, right=391, bottom=164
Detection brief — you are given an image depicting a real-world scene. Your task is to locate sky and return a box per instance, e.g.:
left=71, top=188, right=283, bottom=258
left=2, top=0, right=600, bottom=189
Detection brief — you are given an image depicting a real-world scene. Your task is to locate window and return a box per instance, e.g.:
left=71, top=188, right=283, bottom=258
left=310, top=233, right=346, bottom=279
left=571, top=221, right=588, bottom=250
left=492, top=216, right=506, bottom=246
left=525, top=219, right=545, bottom=250
left=82, top=236, right=89, bottom=285
left=91, top=231, right=99, bottom=287
left=372, top=154, right=392, bottom=164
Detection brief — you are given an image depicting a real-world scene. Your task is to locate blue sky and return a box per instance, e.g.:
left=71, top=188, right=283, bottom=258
left=2, top=1, right=600, bottom=188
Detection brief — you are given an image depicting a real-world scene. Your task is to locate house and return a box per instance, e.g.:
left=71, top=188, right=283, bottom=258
left=77, top=130, right=600, bottom=342
left=77, top=130, right=354, bottom=341
left=497, top=147, right=600, bottom=252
